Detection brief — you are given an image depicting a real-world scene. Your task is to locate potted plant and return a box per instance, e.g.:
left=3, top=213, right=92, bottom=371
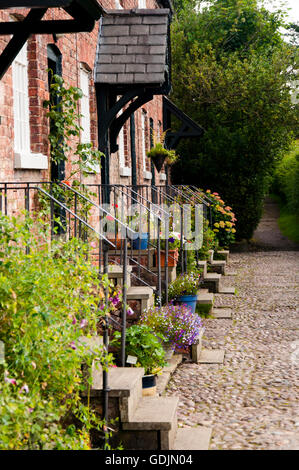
left=128, top=210, right=150, bottom=250
left=155, top=231, right=181, bottom=267
left=147, top=130, right=179, bottom=173
left=111, top=324, right=167, bottom=396
left=168, top=272, right=202, bottom=314
left=140, top=304, right=203, bottom=355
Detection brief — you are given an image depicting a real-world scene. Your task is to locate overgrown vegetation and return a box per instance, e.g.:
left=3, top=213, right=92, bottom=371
left=271, top=140, right=299, bottom=243
left=0, top=214, right=114, bottom=449
left=170, top=0, right=299, bottom=240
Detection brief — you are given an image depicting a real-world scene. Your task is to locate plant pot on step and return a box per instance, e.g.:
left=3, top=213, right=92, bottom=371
left=142, top=374, right=157, bottom=396
left=155, top=248, right=179, bottom=267
left=132, top=232, right=149, bottom=250
left=176, top=294, right=198, bottom=314
left=106, top=233, right=123, bottom=249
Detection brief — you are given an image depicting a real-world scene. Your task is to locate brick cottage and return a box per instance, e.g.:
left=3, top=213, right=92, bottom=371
left=0, top=0, right=171, bottom=200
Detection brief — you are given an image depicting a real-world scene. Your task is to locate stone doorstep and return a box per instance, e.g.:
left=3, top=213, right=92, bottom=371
left=197, top=260, right=207, bottom=277
left=127, top=285, right=155, bottom=310
left=151, top=265, right=177, bottom=283
left=122, top=396, right=179, bottom=431
left=211, top=307, right=232, bottom=319
left=209, top=259, right=226, bottom=275
left=88, top=366, right=144, bottom=398
left=191, top=327, right=205, bottom=363
left=173, top=427, right=212, bottom=451
left=197, top=291, right=214, bottom=304
left=202, top=272, right=222, bottom=293
left=225, top=271, right=237, bottom=276
left=216, top=249, right=229, bottom=262
left=218, top=286, right=236, bottom=295
left=198, top=349, right=225, bottom=364
left=157, top=354, right=183, bottom=395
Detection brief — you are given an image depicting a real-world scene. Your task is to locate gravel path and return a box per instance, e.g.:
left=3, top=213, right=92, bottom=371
left=166, top=252, right=299, bottom=449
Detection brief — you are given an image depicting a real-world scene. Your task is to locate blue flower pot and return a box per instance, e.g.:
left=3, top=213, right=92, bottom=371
left=177, top=294, right=197, bottom=314
left=132, top=233, right=149, bottom=250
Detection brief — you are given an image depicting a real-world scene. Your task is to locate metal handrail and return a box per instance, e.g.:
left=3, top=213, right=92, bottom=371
left=36, top=186, right=116, bottom=248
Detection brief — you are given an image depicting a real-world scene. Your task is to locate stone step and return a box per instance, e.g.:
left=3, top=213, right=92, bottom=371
left=209, top=259, right=226, bottom=275
left=218, top=286, right=235, bottom=295
left=202, top=272, right=221, bottom=293
left=122, top=396, right=179, bottom=450
left=196, top=291, right=214, bottom=314
left=216, top=249, right=229, bottom=262
left=88, top=367, right=145, bottom=422
left=108, top=264, right=133, bottom=287
left=212, top=307, right=232, bottom=319
left=208, top=249, right=214, bottom=263
left=191, top=327, right=205, bottom=363
left=151, top=265, right=177, bottom=283
left=197, top=260, right=207, bottom=277
left=173, top=427, right=212, bottom=450
left=157, top=354, right=183, bottom=396
left=127, top=286, right=155, bottom=311
left=198, top=349, right=225, bottom=364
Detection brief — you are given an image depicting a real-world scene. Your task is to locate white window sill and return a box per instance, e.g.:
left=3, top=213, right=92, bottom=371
left=120, top=166, right=131, bottom=177
left=85, top=163, right=101, bottom=174
left=14, top=152, right=48, bottom=170
left=160, top=173, right=167, bottom=181
left=143, top=170, right=152, bottom=180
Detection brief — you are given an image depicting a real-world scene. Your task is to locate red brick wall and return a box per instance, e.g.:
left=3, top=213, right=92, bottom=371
left=0, top=1, right=168, bottom=190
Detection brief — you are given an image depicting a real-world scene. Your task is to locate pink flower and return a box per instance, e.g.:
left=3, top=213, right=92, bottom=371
left=90, top=241, right=97, bottom=248
left=106, top=215, right=114, bottom=221
left=79, top=319, right=88, bottom=329
left=72, top=316, right=77, bottom=325
left=5, top=377, right=16, bottom=385
left=28, top=408, right=34, bottom=413
left=127, top=307, right=134, bottom=316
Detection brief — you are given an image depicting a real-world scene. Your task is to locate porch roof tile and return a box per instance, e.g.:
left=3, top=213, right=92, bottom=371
left=95, top=9, right=169, bottom=85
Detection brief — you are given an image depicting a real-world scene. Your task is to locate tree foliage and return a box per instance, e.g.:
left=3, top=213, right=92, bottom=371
left=170, top=0, right=299, bottom=239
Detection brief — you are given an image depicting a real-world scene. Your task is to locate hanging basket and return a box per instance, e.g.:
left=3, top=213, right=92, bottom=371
left=151, top=153, right=167, bottom=173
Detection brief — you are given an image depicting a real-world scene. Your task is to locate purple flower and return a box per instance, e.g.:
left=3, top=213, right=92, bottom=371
left=72, top=316, right=77, bottom=325
left=79, top=319, right=88, bottom=329
left=28, top=408, right=34, bottom=413
left=20, top=384, right=29, bottom=394
left=69, top=341, right=77, bottom=350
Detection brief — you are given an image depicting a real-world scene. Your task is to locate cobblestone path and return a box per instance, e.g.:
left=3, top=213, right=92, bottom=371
left=166, top=251, right=299, bottom=449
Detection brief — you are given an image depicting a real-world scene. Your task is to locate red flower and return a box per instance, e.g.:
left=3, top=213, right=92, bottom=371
left=62, top=180, right=71, bottom=187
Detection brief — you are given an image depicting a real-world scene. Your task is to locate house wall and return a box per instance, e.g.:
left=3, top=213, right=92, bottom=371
left=0, top=0, right=169, bottom=196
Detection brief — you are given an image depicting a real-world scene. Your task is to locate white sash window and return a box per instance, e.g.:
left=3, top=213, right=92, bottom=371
left=80, top=67, right=91, bottom=144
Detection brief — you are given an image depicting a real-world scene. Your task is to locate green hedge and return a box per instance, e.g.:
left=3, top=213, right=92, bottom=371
left=273, top=141, right=299, bottom=215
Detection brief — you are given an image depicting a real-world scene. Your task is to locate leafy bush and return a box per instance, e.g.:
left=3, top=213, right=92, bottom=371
left=273, top=141, right=299, bottom=215
left=140, top=304, right=202, bottom=349
left=0, top=214, right=115, bottom=449
left=111, top=325, right=167, bottom=375
left=170, top=0, right=299, bottom=240
left=205, top=190, right=236, bottom=248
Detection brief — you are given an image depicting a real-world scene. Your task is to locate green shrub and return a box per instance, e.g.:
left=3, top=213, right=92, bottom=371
left=273, top=141, right=299, bottom=215
left=0, top=214, right=114, bottom=449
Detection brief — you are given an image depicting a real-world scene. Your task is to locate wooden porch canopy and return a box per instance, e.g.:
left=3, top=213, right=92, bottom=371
left=0, top=0, right=104, bottom=79
left=94, top=8, right=172, bottom=185
left=163, top=96, right=205, bottom=150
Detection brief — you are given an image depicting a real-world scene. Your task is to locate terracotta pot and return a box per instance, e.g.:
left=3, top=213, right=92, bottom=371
left=156, top=249, right=179, bottom=267
left=106, top=234, right=123, bottom=249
